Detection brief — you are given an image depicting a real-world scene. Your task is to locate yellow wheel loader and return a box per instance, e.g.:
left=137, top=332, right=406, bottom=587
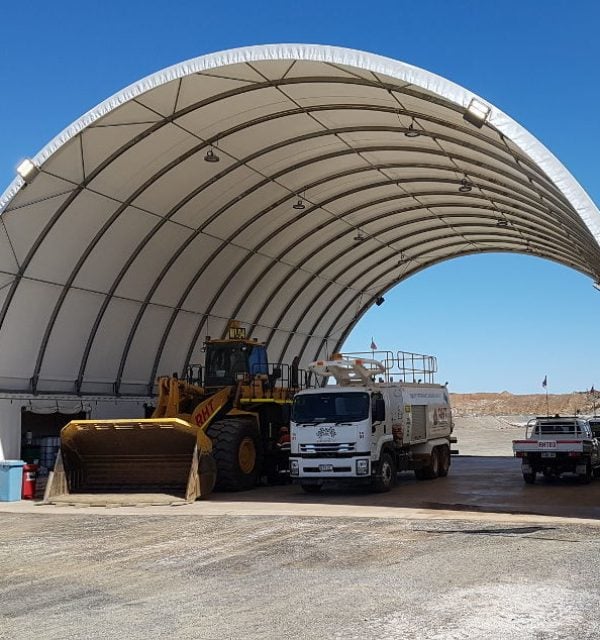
left=44, top=323, right=306, bottom=506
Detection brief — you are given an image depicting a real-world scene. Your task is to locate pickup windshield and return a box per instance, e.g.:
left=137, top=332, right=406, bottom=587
left=292, top=392, right=369, bottom=424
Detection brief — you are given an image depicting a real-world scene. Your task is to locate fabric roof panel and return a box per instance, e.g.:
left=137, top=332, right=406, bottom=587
left=86, top=123, right=201, bottom=204
left=39, top=134, right=85, bottom=185
left=120, top=305, right=174, bottom=385
left=174, top=86, right=291, bottom=140
left=202, top=181, right=292, bottom=240
left=249, top=60, right=296, bottom=81
left=82, top=297, right=143, bottom=383
left=134, top=80, right=181, bottom=118
left=25, top=190, right=124, bottom=283
left=133, top=155, right=261, bottom=219
left=200, top=62, right=267, bottom=83
left=0, top=279, right=62, bottom=383
left=148, top=233, right=224, bottom=308
left=72, top=205, right=162, bottom=293
left=168, top=165, right=262, bottom=229
left=219, top=112, right=326, bottom=160
left=113, top=221, right=195, bottom=301
left=153, top=310, right=206, bottom=379
left=280, top=80, right=397, bottom=108
left=90, top=100, right=163, bottom=127
left=2, top=192, right=74, bottom=266
left=3, top=173, right=75, bottom=214
left=245, top=135, right=349, bottom=174
left=181, top=244, right=245, bottom=312
left=81, top=122, right=157, bottom=180
left=37, top=289, right=105, bottom=385
left=165, top=74, right=253, bottom=113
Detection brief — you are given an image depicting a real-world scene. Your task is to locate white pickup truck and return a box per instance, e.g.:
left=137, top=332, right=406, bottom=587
left=512, top=416, right=600, bottom=484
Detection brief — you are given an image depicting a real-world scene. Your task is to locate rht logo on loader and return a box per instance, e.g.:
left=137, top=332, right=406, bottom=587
left=195, top=400, right=216, bottom=427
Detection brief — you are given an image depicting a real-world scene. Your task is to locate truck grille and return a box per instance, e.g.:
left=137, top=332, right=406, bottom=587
left=299, top=443, right=357, bottom=456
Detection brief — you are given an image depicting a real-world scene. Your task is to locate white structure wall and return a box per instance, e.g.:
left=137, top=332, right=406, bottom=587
left=0, top=395, right=149, bottom=460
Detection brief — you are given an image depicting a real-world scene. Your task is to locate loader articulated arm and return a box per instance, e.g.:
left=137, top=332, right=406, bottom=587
left=190, top=386, right=235, bottom=431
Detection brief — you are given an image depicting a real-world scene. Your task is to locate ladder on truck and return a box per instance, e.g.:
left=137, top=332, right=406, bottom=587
left=341, top=350, right=437, bottom=383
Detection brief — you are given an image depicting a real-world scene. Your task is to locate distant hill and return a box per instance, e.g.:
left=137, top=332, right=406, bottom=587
left=450, top=392, right=600, bottom=417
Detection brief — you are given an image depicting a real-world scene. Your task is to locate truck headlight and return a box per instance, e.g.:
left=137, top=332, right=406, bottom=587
left=290, top=459, right=299, bottom=476
left=356, top=459, right=369, bottom=475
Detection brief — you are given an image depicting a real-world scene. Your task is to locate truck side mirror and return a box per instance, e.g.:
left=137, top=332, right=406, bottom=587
left=373, top=397, right=386, bottom=422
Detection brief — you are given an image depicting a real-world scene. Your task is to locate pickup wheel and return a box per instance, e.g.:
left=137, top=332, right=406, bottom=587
left=372, top=452, right=396, bottom=492
left=523, top=472, right=536, bottom=484
left=437, top=446, right=451, bottom=477
left=578, top=464, right=592, bottom=485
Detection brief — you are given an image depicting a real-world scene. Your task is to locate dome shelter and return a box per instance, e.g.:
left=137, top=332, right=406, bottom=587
left=1, top=44, right=599, bottom=459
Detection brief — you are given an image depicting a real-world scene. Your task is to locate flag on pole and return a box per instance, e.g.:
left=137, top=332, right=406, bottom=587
left=591, top=385, right=595, bottom=395
left=370, top=338, right=377, bottom=350
left=542, top=375, right=547, bottom=389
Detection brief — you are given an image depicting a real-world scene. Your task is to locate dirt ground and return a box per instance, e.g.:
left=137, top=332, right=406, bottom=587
left=2, top=417, right=600, bottom=640
left=453, top=415, right=526, bottom=456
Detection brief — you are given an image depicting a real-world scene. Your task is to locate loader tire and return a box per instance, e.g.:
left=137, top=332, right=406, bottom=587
left=207, top=418, right=262, bottom=491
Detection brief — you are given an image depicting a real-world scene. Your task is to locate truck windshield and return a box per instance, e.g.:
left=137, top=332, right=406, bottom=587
left=292, top=392, right=369, bottom=423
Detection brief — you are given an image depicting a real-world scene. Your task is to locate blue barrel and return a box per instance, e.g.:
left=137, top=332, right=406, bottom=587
left=0, top=460, right=25, bottom=501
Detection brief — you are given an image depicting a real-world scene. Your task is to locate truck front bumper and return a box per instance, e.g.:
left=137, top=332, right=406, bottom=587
left=290, top=456, right=371, bottom=479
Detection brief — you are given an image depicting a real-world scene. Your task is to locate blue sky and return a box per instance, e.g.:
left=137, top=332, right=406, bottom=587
left=1, top=0, right=599, bottom=393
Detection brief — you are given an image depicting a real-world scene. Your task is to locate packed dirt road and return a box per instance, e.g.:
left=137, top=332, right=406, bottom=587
left=2, top=509, right=600, bottom=640
left=2, top=417, right=600, bottom=640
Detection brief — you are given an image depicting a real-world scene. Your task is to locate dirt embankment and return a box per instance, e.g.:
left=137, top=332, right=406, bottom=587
left=450, top=391, right=598, bottom=417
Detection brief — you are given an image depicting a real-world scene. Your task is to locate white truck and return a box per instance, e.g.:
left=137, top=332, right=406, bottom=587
left=289, top=352, right=455, bottom=493
left=512, top=416, right=600, bottom=484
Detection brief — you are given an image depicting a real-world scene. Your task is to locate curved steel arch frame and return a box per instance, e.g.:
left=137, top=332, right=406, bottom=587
left=1, top=44, right=599, bottom=395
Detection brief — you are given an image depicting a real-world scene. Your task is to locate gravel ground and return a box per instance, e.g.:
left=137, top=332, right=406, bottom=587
left=1, top=514, right=599, bottom=640
left=2, top=416, right=599, bottom=640
left=452, top=415, right=526, bottom=456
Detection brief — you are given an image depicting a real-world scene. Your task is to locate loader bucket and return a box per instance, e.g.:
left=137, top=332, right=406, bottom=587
left=43, top=418, right=217, bottom=506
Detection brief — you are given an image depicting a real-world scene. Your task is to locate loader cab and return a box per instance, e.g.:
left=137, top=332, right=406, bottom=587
left=204, top=340, right=268, bottom=388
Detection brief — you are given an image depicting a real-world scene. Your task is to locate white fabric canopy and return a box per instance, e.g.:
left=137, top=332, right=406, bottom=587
left=0, top=44, right=599, bottom=396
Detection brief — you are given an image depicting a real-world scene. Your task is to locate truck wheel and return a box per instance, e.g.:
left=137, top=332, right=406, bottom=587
left=301, top=483, right=323, bottom=494
left=206, top=418, right=263, bottom=491
left=372, top=452, right=396, bottom=492
left=523, top=472, right=536, bottom=484
left=437, top=446, right=451, bottom=477
left=416, top=448, right=440, bottom=480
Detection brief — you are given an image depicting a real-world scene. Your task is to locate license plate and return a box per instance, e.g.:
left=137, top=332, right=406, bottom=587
left=319, top=464, right=334, bottom=472
left=541, top=452, right=556, bottom=458
left=538, top=440, right=557, bottom=449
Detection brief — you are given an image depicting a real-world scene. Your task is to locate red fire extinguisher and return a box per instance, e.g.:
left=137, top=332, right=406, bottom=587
left=22, top=463, right=38, bottom=500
